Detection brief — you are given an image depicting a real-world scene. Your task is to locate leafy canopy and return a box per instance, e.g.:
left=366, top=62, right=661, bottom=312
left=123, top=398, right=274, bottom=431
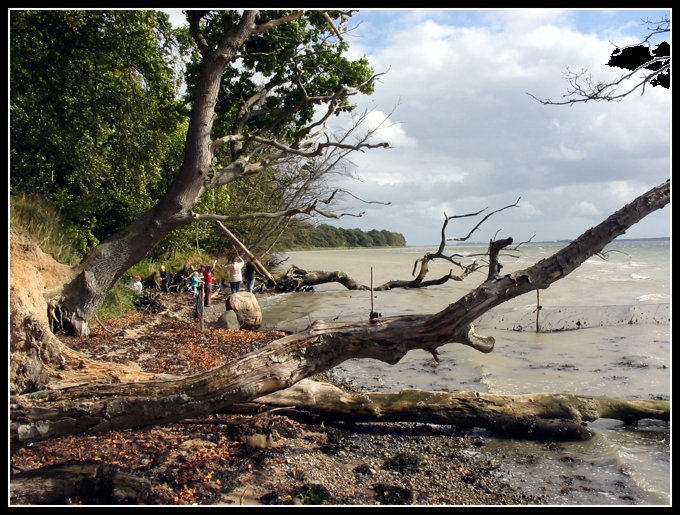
left=10, top=10, right=378, bottom=256
left=10, top=10, right=187, bottom=250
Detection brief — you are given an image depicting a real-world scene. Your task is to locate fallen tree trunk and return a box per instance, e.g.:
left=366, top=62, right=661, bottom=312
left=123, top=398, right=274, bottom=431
left=9, top=181, right=670, bottom=449
left=276, top=265, right=369, bottom=291
left=233, top=379, right=669, bottom=441
left=275, top=263, right=473, bottom=292
left=10, top=461, right=151, bottom=505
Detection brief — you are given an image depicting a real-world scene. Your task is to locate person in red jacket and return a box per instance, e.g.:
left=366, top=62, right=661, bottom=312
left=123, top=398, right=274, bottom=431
left=202, top=265, right=214, bottom=307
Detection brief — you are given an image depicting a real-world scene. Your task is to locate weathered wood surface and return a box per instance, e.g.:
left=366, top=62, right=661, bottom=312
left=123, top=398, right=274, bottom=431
left=10, top=181, right=671, bottom=448
left=238, top=379, right=670, bottom=440
left=10, top=461, right=151, bottom=505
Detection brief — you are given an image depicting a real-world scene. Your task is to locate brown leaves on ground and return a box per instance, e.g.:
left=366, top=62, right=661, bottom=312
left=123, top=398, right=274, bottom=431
left=11, top=292, right=543, bottom=506
left=12, top=291, right=291, bottom=505
left=63, top=292, right=286, bottom=375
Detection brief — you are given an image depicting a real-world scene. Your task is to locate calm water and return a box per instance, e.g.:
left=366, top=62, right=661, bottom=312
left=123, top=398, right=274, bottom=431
left=260, top=238, right=670, bottom=506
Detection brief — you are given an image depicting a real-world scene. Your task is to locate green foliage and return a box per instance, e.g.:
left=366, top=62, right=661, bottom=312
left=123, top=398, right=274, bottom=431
left=10, top=10, right=187, bottom=251
left=11, top=10, right=384, bottom=270
left=282, top=223, right=406, bottom=249
left=186, top=11, right=375, bottom=157
left=96, top=282, right=140, bottom=323
left=10, top=193, right=84, bottom=265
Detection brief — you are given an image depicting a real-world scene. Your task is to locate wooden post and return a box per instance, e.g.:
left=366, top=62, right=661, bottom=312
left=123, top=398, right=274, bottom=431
left=198, top=285, right=204, bottom=333
left=536, top=289, right=540, bottom=333
left=214, top=221, right=276, bottom=285
left=370, top=266, right=374, bottom=314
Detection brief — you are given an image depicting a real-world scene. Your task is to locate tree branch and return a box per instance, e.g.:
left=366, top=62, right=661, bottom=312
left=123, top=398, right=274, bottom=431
left=321, top=11, right=345, bottom=41
left=10, top=182, right=669, bottom=447
left=446, top=198, right=521, bottom=242
left=187, top=11, right=211, bottom=54
left=251, top=11, right=305, bottom=34
left=527, top=64, right=669, bottom=105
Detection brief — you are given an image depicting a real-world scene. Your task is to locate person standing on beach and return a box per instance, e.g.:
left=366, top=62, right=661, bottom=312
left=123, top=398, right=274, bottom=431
left=190, top=271, right=202, bottom=297
left=159, top=265, right=170, bottom=292
left=202, top=265, right=214, bottom=307
left=225, top=255, right=244, bottom=293
left=131, top=275, right=143, bottom=293
left=243, top=258, right=260, bottom=293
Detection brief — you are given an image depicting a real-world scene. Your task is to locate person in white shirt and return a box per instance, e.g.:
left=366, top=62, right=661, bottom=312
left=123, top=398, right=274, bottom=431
left=131, top=275, right=143, bottom=293
left=225, top=255, right=244, bottom=293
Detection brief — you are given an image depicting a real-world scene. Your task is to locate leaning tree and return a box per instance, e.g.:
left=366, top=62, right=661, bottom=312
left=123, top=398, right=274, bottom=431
left=10, top=9, right=395, bottom=395
left=9, top=10, right=670, bottom=502
left=10, top=180, right=670, bottom=449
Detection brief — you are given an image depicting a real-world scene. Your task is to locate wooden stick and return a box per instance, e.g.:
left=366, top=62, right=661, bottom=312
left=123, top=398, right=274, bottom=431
left=198, top=286, right=204, bottom=333
left=370, top=266, right=374, bottom=314
left=214, top=221, right=276, bottom=285
left=94, top=314, right=113, bottom=334
left=536, top=289, right=540, bottom=333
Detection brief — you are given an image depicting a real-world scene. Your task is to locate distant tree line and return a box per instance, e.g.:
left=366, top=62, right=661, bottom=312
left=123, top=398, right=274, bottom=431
left=283, top=223, right=406, bottom=249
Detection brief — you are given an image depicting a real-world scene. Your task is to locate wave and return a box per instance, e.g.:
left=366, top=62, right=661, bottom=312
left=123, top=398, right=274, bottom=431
left=629, top=273, right=649, bottom=280
left=636, top=294, right=668, bottom=302
left=476, top=304, right=670, bottom=332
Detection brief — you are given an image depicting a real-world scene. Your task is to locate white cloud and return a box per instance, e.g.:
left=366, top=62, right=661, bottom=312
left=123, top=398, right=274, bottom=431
left=545, top=143, right=588, bottom=161
left=324, top=10, right=670, bottom=245
left=571, top=200, right=602, bottom=217
left=363, top=110, right=418, bottom=148
left=517, top=200, right=542, bottom=218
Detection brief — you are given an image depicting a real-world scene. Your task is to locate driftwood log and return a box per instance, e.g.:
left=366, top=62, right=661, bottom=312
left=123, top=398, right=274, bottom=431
left=9, top=181, right=670, bottom=450
left=214, top=221, right=277, bottom=285
left=10, top=461, right=151, bottom=505
left=233, top=379, right=669, bottom=441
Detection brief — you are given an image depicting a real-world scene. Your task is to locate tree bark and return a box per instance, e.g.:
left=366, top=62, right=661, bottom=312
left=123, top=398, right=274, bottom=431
left=235, top=379, right=669, bottom=440
left=55, top=13, right=260, bottom=337
left=10, top=461, right=151, bottom=505
left=10, top=180, right=670, bottom=449
left=276, top=265, right=369, bottom=291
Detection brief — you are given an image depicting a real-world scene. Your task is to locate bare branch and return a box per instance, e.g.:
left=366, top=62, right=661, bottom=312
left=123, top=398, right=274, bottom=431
left=251, top=11, right=305, bottom=34
left=190, top=196, right=368, bottom=223
left=528, top=16, right=669, bottom=106
left=244, top=134, right=390, bottom=159
left=321, top=11, right=344, bottom=41
left=634, top=15, right=670, bottom=46
left=527, top=64, right=669, bottom=105
left=446, top=198, right=521, bottom=242
left=392, top=200, right=521, bottom=288
left=320, top=188, right=391, bottom=207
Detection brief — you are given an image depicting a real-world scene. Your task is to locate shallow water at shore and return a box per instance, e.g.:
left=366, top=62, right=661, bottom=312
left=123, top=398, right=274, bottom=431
left=259, top=239, right=670, bottom=505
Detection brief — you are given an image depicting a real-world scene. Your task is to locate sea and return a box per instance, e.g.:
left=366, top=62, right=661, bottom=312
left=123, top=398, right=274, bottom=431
left=258, top=238, right=671, bottom=506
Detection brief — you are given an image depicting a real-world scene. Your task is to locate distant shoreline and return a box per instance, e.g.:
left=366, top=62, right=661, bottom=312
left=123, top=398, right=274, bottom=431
left=285, top=237, right=669, bottom=251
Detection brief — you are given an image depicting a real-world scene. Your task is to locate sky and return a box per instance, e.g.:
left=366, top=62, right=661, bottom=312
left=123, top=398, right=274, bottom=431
left=168, top=9, right=671, bottom=246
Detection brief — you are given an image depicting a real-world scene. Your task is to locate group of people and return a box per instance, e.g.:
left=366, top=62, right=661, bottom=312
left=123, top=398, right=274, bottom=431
left=223, top=254, right=260, bottom=294
left=187, top=254, right=261, bottom=305
left=131, top=253, right=261, bottom=304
